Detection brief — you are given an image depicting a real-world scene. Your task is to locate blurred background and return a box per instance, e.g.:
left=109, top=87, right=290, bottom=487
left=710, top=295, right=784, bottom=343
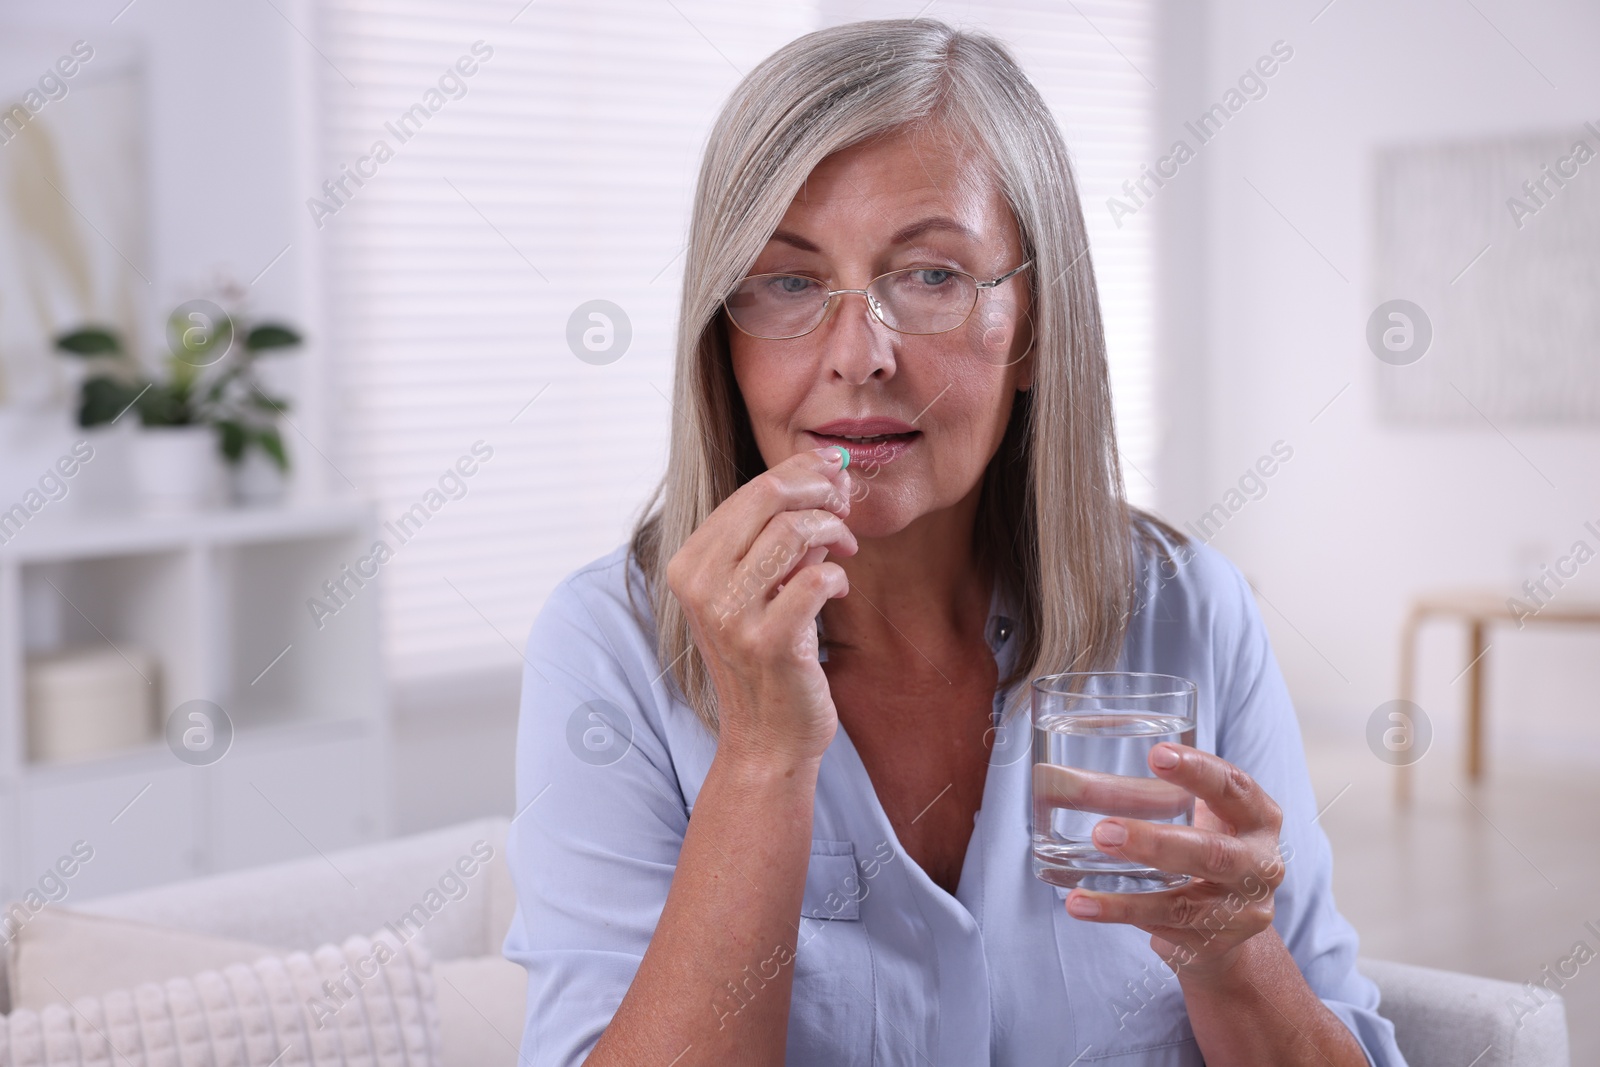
left=0, top=0, right=1596, bottom=1059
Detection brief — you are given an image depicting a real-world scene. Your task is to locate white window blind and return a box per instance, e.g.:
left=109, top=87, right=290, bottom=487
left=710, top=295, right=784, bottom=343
left=318, top=0, right=1156, bottom=684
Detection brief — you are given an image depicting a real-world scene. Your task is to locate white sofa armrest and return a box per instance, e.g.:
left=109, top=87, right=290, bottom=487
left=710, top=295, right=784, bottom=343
left=77, top=816, right=510, bottom=957
left=1359, top=956, right=1570, bottom=1067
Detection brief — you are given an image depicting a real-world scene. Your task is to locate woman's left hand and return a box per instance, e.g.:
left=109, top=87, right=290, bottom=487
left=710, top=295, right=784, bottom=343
left=1060, top=742, right=1287, bottom=983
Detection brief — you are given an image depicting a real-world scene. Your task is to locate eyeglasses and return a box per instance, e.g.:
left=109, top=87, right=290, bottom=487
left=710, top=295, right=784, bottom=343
left=723, top=260, right=1032, bottom=340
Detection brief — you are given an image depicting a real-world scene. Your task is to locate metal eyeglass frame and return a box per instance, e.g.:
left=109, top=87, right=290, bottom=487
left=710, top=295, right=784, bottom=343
left=723, top=259, right=1033, bottom=339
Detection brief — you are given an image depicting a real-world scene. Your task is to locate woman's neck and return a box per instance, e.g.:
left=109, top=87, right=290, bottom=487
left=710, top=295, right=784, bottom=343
left=818, top=487, right=992, bottom=664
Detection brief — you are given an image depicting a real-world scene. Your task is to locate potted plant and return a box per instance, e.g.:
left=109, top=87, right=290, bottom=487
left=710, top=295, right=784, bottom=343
left=182, top=309, right=302, bottom=505
left=54, top=300, right=302, bottom=510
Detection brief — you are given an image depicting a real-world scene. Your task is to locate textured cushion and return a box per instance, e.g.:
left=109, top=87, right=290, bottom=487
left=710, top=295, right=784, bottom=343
left=0, top=928, right=442, bottom=1066
left=4, top=906, right=519, bottom=1067
left=8, top=906, right=281, bottom=1011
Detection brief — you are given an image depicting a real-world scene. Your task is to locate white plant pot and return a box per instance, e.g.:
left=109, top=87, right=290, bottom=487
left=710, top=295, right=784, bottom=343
left=228, top=444, right=289, bottom=506
left=130, top=425, right=222, bottom=512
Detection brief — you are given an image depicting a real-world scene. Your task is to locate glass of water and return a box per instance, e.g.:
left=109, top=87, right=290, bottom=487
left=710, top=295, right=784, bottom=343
left=1031, top=671, right=1198, bottom=894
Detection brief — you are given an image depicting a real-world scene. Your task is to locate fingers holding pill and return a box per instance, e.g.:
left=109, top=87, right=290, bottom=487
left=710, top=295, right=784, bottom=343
left=664, top=445, right=859, bottom=765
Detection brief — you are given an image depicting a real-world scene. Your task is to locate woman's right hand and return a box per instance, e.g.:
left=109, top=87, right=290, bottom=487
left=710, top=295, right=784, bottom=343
left=665, top=445, right=858, bottom=768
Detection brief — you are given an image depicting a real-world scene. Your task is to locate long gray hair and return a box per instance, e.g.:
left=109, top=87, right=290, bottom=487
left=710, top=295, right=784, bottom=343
left=628, top=17, right=1187, bottom=734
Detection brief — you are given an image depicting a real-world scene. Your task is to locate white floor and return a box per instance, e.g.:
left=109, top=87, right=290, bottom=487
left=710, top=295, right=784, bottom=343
left=1303, top=727, right=1598, bottom=1064
left=397, top=672, right=1599, bottom=1062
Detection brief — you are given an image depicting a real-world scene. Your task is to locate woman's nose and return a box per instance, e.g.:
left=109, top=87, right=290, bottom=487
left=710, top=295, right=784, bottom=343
left=816, top=292, right=897, bottom=384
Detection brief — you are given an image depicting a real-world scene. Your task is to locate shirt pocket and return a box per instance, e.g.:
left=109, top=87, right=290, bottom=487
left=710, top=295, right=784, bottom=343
left=787, top=839, right=876, bottom=1067
left=801, top=838, right=863, bottom=919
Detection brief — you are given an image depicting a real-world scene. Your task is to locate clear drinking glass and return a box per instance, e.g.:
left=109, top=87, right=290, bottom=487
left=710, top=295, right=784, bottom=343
left=1031, top=671, right=1199, bottom=893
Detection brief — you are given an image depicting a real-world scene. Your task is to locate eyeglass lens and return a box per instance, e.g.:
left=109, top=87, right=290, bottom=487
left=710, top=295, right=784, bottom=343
left=725, top=269, right=978, bottom=339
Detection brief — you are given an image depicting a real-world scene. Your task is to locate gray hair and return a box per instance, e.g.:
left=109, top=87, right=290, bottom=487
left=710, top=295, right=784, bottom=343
left=629, top=17, right=1188, bottom=734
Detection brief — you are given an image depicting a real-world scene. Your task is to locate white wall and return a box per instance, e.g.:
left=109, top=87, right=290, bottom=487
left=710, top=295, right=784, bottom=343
left=1169, top=0, right=1600, bottom=760
left=0, top=0, right=329, bottom=503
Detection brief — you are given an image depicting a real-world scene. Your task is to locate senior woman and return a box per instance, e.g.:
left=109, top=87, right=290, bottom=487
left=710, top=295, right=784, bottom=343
left=504, top=18, right=1404, bottom=1067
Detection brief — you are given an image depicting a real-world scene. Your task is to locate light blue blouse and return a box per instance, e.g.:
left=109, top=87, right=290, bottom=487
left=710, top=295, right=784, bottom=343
left=502, top=529, right=1407, bottom=1066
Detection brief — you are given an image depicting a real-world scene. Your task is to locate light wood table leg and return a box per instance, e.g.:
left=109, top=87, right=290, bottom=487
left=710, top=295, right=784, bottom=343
left=1396, top=609, right=1421, bottom=807
left=1466, top=620, right=1487, bottom=782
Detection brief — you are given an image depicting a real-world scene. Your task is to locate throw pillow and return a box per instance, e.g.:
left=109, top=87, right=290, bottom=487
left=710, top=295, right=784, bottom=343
left=7, top=905, right=281, bottom=1011
left=0, top=928, right=442, bottom=1066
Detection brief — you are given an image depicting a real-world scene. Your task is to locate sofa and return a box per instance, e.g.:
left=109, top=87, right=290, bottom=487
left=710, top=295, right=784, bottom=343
left=0, top=816, right=1570, bottom=1066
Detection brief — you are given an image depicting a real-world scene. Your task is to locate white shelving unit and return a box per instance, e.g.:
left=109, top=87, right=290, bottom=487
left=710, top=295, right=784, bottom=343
left=0, top=498, right=392, bottom=902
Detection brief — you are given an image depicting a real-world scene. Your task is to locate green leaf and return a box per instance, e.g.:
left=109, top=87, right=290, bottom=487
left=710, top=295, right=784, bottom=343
left=217, top=420, right=247, bottom=462
left=246, top=324, right=303, bottom=351
left=77, top=375, right=140, bottom=426
left=168, top=307, right=233, bottom=362
left=257, top=426, right=289, bottom=471
left=56, top=327, right=123, bottom=356
left=249, top=392, right=290, bottom=413
left=137, top=382, right=192, bottom=426
left=166, top=354, right=199, bottom=394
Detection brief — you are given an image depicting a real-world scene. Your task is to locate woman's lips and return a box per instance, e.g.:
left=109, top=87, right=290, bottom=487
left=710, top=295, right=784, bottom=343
left=806, top=430, right=921, bottom=466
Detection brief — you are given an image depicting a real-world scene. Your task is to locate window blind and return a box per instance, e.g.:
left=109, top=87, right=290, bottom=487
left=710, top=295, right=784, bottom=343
left=318, top=0, right=1156, bottom=683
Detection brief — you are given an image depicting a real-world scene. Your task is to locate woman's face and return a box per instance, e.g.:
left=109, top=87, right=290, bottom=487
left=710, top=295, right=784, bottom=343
left=727, top=124, right=1035, bottom=539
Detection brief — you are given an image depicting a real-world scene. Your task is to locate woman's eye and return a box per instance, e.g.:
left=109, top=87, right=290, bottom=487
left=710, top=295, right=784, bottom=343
left=770, top=275, right=817, bottom=295
left=910, top=269, right=955, bottom=286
